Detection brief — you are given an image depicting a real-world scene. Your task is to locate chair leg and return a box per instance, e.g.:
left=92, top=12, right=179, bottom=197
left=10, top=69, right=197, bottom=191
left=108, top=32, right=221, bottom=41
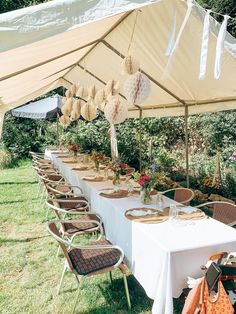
left=71, top=277, right=82, bottom=314
left=123, top=274, right=131, bottom=309
left=57, top=263, right=67, bottom=295
left=109, top=271, right=112, bottom=283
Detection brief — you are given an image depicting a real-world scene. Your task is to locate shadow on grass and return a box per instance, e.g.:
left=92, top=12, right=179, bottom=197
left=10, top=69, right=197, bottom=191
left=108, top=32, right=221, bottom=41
left=0, top=181, right=37, bottom=185
left=0, top=235, right=50, bottom=244
left=0, top=198, right=38, bottom=204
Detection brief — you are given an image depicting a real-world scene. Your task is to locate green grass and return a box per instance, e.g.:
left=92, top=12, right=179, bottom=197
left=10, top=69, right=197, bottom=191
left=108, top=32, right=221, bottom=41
left=0, top=161, right=184, bottom=313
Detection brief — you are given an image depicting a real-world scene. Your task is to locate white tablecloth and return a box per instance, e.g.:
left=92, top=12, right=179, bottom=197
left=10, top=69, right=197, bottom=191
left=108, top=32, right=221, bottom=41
left=46, top=150, right=236, bottom=314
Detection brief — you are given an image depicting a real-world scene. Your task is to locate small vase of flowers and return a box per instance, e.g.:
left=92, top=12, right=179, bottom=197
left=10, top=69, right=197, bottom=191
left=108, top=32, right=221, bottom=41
left=68, top=144, right=80, bottom=161
left=91, top=151, right=105, bottom=172
left=109, top=159, right=127, bottom=186
left=133, top=165, right=159, bottom=205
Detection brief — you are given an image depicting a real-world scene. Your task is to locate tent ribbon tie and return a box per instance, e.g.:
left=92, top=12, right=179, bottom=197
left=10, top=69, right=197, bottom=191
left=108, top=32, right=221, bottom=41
left=199, top=9, right=211, bottom=80
left=162, top=0, right=193, bottom=79
left=214, top=15, right=230, bottom=79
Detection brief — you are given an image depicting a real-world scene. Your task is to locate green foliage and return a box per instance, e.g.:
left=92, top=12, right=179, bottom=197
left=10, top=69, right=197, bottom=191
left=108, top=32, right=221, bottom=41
left=0, top=0, right=50, bottom=14
left=155, top=148, right=177, bottom=174
left=0, top=145, right=12, bottom=169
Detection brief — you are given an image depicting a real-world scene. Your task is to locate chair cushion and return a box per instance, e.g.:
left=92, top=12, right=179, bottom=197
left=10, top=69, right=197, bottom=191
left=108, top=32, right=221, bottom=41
left=62, top=214, right=99, bottom=234
left=58, top=200, right=88, bottom=211
left=69, top=239, right=121, bottom=275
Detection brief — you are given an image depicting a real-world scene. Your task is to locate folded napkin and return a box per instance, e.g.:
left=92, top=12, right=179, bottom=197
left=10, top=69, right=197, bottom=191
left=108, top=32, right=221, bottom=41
left=100, top=189, right=129, bottom=198
left=83, top=176, right=104, bottom=182
left=127, top=209, right=154, bottom=217
left=72, top=166, right=88, bottom=171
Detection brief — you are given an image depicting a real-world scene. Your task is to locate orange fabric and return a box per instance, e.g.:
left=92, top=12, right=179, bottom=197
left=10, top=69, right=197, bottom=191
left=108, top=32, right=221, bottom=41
left=199, top=279, right=234, bottom=314
left=182, top=278, right=204, bottom=314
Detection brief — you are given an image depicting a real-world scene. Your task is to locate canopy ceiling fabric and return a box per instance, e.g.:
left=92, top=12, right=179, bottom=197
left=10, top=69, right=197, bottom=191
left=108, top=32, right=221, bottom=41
left=11, top=95, right=63, bottom=120
left=0, top=0, right=236, bottom=128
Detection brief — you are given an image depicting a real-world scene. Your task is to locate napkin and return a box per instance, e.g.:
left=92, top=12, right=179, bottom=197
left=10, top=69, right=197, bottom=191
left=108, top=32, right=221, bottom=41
left=128, top=209, right=153, bottom=217
left=100, top=189, right=115, bottom=195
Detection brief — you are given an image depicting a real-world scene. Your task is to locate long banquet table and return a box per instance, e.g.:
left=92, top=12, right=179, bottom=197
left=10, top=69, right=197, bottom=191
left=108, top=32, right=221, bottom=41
left=46, top=149, right=236, bottom=314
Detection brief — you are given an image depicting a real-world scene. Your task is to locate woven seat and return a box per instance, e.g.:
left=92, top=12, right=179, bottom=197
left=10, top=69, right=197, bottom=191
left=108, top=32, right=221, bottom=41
left=62, top=214, right=100, bottom=234
left=196, top=201, right=236, bottom=226
left=69, top=239, right=121, bottom=275
left=47, top=220, right=131, bottom=313
left=58, top=199, right=88, bottom=211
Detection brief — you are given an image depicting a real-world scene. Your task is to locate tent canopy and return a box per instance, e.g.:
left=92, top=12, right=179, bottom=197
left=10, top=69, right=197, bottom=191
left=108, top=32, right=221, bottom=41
left=11, top=95, right=62, bottom=120
left=0, top=0, right=236, bottom=126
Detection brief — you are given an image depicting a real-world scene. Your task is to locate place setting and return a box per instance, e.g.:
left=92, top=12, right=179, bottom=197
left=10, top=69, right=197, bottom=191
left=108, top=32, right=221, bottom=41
left=125, top=204, right=207, bottom=224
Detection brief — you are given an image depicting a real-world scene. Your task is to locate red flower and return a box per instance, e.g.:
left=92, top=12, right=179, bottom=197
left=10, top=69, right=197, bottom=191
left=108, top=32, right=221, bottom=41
left=120, top=162, right=127, bottom=170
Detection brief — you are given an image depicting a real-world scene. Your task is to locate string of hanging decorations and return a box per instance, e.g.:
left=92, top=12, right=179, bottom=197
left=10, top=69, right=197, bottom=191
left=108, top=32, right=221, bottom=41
left=164, top=0, right=236, bottom=80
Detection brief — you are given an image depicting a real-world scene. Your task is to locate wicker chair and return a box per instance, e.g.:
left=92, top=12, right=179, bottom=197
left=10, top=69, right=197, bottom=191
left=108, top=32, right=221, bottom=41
left=123, top=167, right=135, bottom=176
left=46, top=199, right=100, bottom=238
left=47, top=220, right=131, bottom=313
left=196, top=201, right=236, bottom=226
left=161, top=188, right=194, bottom=205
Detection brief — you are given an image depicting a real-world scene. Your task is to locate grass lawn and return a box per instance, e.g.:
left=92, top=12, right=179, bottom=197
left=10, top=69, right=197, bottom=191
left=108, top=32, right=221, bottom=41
left=0, top=161, right=184, bottom=314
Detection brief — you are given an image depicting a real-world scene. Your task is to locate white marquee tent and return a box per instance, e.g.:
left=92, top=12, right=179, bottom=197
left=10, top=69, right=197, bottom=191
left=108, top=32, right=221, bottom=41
left=0, top=0, right=236, bottom=136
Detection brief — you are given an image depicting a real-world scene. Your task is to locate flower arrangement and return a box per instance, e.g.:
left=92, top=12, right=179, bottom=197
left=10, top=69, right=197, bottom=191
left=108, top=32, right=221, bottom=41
left=68, top=144, right=80, bottom=153
left=133, top=164, right=159, bottom=204
left=108, top=158, right=127, bottom=185
left=68, top=144, right=80, bottom=158
left=109, top=159, right=127, bottom=175
left=91, top=151, right=105, bottom=171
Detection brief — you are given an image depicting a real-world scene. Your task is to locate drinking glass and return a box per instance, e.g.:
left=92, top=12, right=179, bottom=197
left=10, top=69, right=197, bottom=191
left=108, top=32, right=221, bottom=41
left=169, top=204, right=178, bottom=220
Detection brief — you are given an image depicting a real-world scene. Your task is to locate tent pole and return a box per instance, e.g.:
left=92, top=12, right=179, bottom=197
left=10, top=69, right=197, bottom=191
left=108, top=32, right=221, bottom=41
left=139, top=108, right=143, bottom=172
left=184, top=106, right=189, bottom=188
left=56, top=114, right=59, bottom=146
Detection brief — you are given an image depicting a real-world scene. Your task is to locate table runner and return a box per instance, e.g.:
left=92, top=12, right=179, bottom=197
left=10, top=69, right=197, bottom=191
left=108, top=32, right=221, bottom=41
left=45, top=149, right=236, bottom=314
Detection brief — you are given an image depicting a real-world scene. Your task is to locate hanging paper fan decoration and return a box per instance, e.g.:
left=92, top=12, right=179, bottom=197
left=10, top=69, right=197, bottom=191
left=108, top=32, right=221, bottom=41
left=104, top=97, right=128, bottom=124
left=98, top=100, right=107, bottom=112
left=105, top=80, right=120, bottom=98
left=73, top=100, right=81, bottom=113
left=76, top=86, right=88, bottom=99
left=61, top=105, right=70, bottom=116
left=70, top=110, right=80, bottom=121
left=65, top=89, right=72, bottom=98
left=122, top=55, right=140, bottom=75
left=59, top=115, right=71, bottom=127
left=95, top=89, right=106, bottom=107
left=69, top=83, right=77, bottom=96
left=88, top=85, right=97, bottom=100
left=123, top=72, right=151, bottom=104
left=81, top=99, right=97, bottom=121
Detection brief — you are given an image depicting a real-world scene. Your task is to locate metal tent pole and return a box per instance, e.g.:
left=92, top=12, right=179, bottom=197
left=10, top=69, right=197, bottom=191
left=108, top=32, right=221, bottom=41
left=184, top=106, right=190, bottom=188
left=139, top=108, right=143, bottom=172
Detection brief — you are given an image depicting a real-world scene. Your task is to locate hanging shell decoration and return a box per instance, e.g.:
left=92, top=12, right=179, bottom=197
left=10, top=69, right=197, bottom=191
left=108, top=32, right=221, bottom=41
left=105, top=80, right=120, bottom=98
left=122, top=55, right=140, bottom=75
left=76, top=86, right=88, bottom=99
left=88, top=85, right=97, bottom=100
left=59, top=115, right=71, bottom=127
left=65, top=89, right=72, bottom=98
left=81, top=99, right=97, bottom=121
left=123, top=72, right=151, bottom=104
left=104, top=97, right=128, bottom=125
